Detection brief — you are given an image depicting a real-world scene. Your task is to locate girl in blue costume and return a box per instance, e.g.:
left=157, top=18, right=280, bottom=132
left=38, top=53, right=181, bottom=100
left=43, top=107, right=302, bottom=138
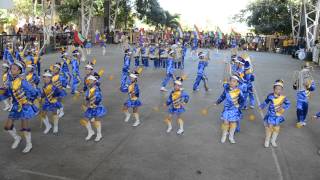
left=165, top=77, right=189, bottom=135
left=82, top=62, right=101, bottom=93
left=141, top=43, right=149, bottom=67
left=293, top=64, right=316, bottom=128
left=2, top=61, right=39, bottom=153
left=243, top=62, right=255, bottom=109
left=80, top=75, right=106, bottom=142
left=40, top=70, right=63, bottom=134
left=123, top=71, right=142, bottom=127
left=160, top=50, right=175, bottom=92
left=215, top=76, right=244, bottom=144
left=71, top=50, right=81, bottom=94
left=25, top=64, right=40, bottom=88
left=60, top=52, right=72, bottom=89
left=193, top=51, right=210, bottom=91
left=52, top=63, right=68, bottom=118
left=133, top=43, right=141, bottom=67
left=259, top=80, right=290, bottom=148
left=120, top=48, right=131, bottom=93
left=1, top=63, right=12, bottom=111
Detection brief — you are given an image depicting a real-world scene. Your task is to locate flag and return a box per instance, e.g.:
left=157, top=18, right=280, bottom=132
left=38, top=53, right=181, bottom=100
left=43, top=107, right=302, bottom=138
left=216, top=26, right=223, bottom=40
left=74, top=31, right=85, bottom=46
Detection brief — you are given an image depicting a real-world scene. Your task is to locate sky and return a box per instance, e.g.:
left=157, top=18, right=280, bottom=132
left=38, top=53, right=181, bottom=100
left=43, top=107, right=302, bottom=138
left=158, top=0, right=252, bottom=33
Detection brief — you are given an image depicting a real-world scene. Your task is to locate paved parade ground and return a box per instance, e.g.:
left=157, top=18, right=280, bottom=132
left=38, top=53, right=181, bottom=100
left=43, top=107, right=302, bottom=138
left=1, top=45, right=320, bottom=180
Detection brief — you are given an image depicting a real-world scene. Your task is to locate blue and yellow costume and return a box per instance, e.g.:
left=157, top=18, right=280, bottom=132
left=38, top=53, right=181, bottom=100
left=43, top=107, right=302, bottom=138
left=120, top=50, right=131, bottom=92
left=84, top=84, right=107, bottom=119
left=295, top=81, right=315, bottom=125
left=159, top=46, right=168, bottom=68
left=259, top=93, right=290, bottom=126
left=71, top=51, right=81, bottom=94
left=141, top=45, right=149, bottom=67
left=192, top=33, right=198, bottom=51
left=166, top=89, right=189, bottom=115
left=60, top=55, right=72, bottom=86
left=124, top=80, right=142, bottom=108
left=3, top=47, right=14, bottom=65
left=133, top=45, right=141, bottom=67
left=2, top=75, right=39, bottom=120
left=41, top=81, right=62, bottom=112
left=216, top=83, right=244, bottom=122
left=25, top=66, right=40, bottom=87
left=243, top=65, right=255, bottom=108
left=193, top=52, right=209, bottom=91
left=161, top=52, right=175, bottom=90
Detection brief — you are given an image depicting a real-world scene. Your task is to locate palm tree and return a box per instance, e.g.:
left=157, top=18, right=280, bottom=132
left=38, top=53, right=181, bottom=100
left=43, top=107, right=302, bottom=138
left=163, top=11, right=180, bottom=29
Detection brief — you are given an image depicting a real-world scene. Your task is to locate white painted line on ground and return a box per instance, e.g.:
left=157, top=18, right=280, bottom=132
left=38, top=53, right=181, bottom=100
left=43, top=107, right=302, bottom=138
left=19, top=169, right=73, bottom=180
left=253, top=86, right=284, bottom=180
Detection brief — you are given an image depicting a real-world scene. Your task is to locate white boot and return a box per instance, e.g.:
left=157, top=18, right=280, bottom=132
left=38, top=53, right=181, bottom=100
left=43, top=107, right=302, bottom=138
left=229, top=126, right=236, bottom=144
left=58, top=107, right=64, bottom=118
left=85, top=122, right=95, bottom=141
left=3, top=99, right=10, bottom=111
left=166, top=123, right=172, bottom=133
left=94, top=122, right=102, bottom=142
left=132, top=113, right=141, bottom=127
left=124, top=111, right=131, bottom=122
left=160, top=87, right=168, bottom=92
left=7, top=128, right=21, bottom=149
left=271, top=132, right=279, bottom=147
left=22, top=131, right=32, bottom=153
left=42, top=116, right=52, bottom=134
left=264, top=127, right=272, bottom=148
left=177, top=118, right=184, bottom=135
left=102, top=47, right=106, bottom=56
left=53, top=115, right=59, bottom=134
left=221, top=131, right=228, bottom=143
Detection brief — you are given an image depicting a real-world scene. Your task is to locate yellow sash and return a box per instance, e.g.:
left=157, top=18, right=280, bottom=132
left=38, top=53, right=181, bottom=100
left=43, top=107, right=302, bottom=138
left=229, top=88, right=240, bottom=108
left=272, top=95, right=285, bottom=116
left=172, top=90, right=182, bottom=109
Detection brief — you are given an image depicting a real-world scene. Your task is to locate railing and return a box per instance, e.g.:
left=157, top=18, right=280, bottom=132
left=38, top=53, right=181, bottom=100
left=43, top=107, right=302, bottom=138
left=0, top=32, right=74, bottom=59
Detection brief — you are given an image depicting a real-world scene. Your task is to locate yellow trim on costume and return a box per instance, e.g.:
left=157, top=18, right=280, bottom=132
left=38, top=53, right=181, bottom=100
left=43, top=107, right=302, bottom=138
left=80, top=119, right=88, bottom=126
left=129, top=83, right=138, bottom=100
left=12, top=77, right=28, bottom=111
left=229, top=88, right=240, bottom=108
left=272, top=95, right=286, bottom=116
left=221, top=123, right=229, bottom=131
left=26, top=72, right=33, bottom=82
left=88, top=86, right=97, bottom=108
left=230, top=122, right=237, bottom=129
left=98, top=69, right=104, bottom=77
left=43, top=84, right=58, bottom=103
left=93, top=121, right=101, bottom=128
left=172, top=90, right=182, bottom=109
left=2, top=73, right=7, bottom=83
left=164, top=118, right=172, bottom=125
left=272, top=126, right=280, bottom=133
left=52, top=74, right=63, bottom=89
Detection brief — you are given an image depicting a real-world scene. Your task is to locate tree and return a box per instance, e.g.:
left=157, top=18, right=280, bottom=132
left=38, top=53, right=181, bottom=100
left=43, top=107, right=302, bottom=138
left=233, top=0, right=296, bottom=35
left=56, top=0, right=80, bottom=24
left=116, top=0, right=135, bottom=29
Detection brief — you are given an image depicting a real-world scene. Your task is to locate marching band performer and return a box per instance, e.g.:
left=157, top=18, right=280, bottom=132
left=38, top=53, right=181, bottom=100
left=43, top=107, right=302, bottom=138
left=293, top=64, right=316, bottom=128
left=123, top=71, right=142, bottom=127
left=148, top=43, right=157, bottom=68
left=120, top=48, right=132, bottom=92
left=243, top=62, right=255, bottom=109
left=141, top=43, right=149, bottom=67
left=160, top=50, right=175, bottom=92
left=1, top=63, right=12, bottom=111
left=85, top=39, right=93, bottom=55
left=193, top=51, right=210, bottom=91
left=40, top=70, right=63, bottom=134
left=71, top=50, right=81, bottom=94
left=60, top=53, right=72, bottom=89
left=133, top=43, right=141, bottom=67
left=82, top=62, right=101, bottom=93
left=3, top=43, right=15, bottom=65
left=215, top=76, right=244, bottom=144
left=159, top=43, right=168, bottom=69
left=259, top=80, right=290, bottom=148
left=1, top=61, right=39, bottom=153
left=25, top=64, right=40, bottom=88
left=52, top=63, right=68, bottom=118
left=164, top=77, right=189, bottom=135
left=80, top=75, right=106, bottom=142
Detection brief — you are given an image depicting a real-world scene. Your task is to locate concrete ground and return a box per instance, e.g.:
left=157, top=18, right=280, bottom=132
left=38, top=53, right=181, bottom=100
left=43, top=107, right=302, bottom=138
left=0, top=45, right=320, bottom=180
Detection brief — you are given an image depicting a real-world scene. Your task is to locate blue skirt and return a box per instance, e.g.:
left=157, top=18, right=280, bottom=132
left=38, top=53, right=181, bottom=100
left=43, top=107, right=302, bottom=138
left=59, top=89, right=67, bottom=98
left=264, top=114, right=284, bottom=126
left=124, top=99, right=142, bottom=108
left=9, top=103, right=39, bottom=120
left=168, top=107, right=185, bottom=115
left=221, top=108, right=242, bottom=122
left=84, top=106, right=107, bottom=119
left=42, top=101, right=62, bottom=112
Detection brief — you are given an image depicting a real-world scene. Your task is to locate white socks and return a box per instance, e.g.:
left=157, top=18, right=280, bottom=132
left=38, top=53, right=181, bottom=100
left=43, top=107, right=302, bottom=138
left=22, top=131, right=32, bottom=153
left=85, top=122, right=95, bottom=141
left=124, top=111, right=131, bottom=122
left=43, top=116, right=52, bottom=134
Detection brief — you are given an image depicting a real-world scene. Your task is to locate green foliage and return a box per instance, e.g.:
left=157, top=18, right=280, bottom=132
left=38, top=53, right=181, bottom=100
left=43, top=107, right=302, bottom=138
left=56, top=0, right=80, bottom=24
left=134, top=0, right=180, bottom=28
left=116, top=0, right=135, bottom=29
left=234, top=0, right=297, bottom=35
